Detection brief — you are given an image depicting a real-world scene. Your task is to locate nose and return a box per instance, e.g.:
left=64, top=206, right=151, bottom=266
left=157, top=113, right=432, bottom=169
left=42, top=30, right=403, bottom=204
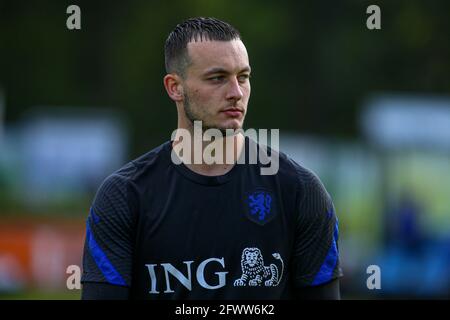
left=225, top=77, right=244, bottom=101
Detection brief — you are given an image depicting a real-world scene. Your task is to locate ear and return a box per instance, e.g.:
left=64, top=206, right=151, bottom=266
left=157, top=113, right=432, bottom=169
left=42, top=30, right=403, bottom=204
left=163, top=73, right=184, bottom=102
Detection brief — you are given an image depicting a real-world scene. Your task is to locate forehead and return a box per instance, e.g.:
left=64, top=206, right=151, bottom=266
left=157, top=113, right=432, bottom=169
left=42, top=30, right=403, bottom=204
left=186, top=39, right=249, bottom=73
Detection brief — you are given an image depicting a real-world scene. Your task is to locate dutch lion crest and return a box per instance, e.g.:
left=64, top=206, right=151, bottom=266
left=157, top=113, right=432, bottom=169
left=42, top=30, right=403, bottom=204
left=233, top=248, right=284, bottom=287
left=245, top=188, right=276, bottom=225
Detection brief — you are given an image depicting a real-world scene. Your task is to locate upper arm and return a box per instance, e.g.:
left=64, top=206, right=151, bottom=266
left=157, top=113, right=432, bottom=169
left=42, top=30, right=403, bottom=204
left=293, top=278, right=341, bottom=300
left=81, top=281, right=130, bottom=300
left=81, top=173, right=135, bottom=290
left=291, top=169, right=343, bottom=293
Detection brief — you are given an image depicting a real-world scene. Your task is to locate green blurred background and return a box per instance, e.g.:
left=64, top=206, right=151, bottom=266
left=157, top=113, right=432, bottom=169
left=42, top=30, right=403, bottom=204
left=0, top=0, right=449, bottom=299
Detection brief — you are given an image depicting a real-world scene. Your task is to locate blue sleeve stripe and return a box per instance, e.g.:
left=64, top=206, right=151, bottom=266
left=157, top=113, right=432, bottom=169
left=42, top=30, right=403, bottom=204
left=90, top=207, right=101, bottom=224
left=86, top=219, right=127, bottom=286
left=311, top=218, right=339, bottom=286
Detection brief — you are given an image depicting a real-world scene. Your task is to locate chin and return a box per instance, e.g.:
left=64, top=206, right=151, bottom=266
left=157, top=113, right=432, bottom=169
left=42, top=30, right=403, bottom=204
left=224, top=119, right=244, bottom=130
left=203, top=121, right=242, bottom=132
left=221, top=124, right=243, bottom=133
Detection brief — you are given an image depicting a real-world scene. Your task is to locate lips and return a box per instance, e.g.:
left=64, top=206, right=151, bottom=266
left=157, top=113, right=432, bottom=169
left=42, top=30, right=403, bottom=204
left=221, top=108, right=243, bottom=117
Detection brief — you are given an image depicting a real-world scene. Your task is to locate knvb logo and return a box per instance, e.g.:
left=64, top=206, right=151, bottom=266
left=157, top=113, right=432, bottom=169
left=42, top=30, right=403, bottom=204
left=245, top=188, right=276, bottom=225
left=145, top=248, right=284, bottom=294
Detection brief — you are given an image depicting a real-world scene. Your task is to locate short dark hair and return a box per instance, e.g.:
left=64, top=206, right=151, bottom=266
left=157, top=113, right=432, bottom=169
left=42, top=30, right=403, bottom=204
left=164, top=17, right=241, bottom=77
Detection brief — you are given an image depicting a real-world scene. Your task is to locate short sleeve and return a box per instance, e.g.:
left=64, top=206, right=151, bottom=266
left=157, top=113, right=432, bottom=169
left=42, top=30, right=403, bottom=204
left=291, top=169, right=343, bottom=288
left=81, top=173, right=135, bottom=287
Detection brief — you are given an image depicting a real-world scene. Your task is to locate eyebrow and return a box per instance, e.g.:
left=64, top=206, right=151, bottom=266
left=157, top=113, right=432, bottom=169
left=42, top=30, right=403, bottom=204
left=203, top=66, right=251, bottom=76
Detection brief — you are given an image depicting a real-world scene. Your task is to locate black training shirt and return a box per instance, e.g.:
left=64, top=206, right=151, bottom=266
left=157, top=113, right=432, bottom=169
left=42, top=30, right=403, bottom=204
left=81, top=137, right=342, bottom=299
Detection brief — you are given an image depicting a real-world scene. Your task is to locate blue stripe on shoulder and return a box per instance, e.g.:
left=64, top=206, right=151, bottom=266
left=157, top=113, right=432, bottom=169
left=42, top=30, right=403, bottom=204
left=311, top=216, right=339, bottom=286
left=86, top=219, right=126, bottom=286
left=90, top=207, right=101, bottom=224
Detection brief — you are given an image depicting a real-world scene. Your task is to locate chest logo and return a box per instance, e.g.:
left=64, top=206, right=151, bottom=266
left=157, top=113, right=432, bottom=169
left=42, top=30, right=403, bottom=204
left=234, top=248, right=284, bottom=287
left=245, top=188, right=276, bottom=225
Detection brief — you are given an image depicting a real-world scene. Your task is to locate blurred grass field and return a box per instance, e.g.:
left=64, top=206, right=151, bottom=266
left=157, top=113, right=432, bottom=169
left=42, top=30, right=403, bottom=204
left=1, top=290, right=81, bottom=300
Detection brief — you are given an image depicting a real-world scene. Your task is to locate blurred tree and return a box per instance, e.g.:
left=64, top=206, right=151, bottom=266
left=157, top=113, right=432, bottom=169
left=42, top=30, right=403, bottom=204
left=0, top=0, right=449, bottom=157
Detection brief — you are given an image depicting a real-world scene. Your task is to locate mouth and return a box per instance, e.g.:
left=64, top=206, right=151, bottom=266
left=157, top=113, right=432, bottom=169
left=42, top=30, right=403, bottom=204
left=220, top=107, right=244, bottom=118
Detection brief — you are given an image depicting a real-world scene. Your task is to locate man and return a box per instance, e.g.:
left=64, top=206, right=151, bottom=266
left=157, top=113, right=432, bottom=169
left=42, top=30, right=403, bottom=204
left=81, top=17, right=342, bottom=299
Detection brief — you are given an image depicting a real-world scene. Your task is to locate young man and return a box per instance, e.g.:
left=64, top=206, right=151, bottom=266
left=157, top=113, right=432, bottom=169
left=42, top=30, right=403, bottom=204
left=81, top=17, right=342, bottom=299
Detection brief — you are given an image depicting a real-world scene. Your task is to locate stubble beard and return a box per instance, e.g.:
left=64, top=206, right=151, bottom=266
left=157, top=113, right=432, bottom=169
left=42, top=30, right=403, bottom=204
left=183, top=92, right=243, bottom=136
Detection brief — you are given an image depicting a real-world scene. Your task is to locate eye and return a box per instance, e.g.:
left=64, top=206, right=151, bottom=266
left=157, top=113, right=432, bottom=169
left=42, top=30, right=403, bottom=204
left=238, top=74, right=250, bottom=82
left=208, top=75, right=225, bottom=82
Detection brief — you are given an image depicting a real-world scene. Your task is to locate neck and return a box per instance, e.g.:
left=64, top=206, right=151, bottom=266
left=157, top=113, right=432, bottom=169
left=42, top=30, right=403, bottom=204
left=172, top=127, right=245, bottom=177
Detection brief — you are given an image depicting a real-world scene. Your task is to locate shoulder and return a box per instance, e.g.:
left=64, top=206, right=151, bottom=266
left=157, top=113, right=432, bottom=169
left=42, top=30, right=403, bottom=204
left=271, top=146, right=326, bottom=190
left=129, top=140, right=171, bottom=173
left=247, top=137, right=331, bottom=204
left=272, top=148, right=333, bottom=209
left=282, top=158, right=334, bottom=227
left=94, top=140, right=171, bottom=202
